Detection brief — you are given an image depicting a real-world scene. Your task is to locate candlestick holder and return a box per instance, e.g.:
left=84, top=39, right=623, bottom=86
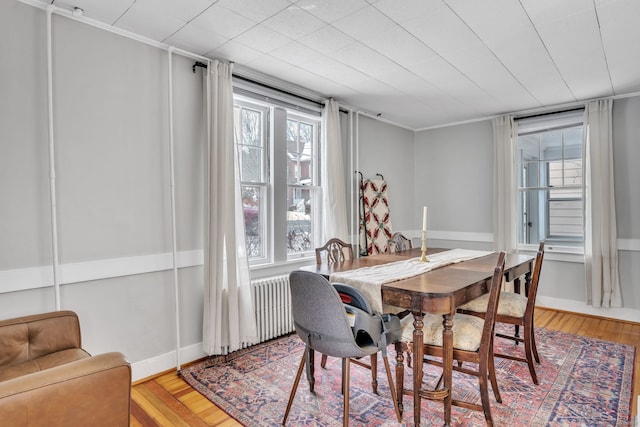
left=420, top=230, right=429, bottom=262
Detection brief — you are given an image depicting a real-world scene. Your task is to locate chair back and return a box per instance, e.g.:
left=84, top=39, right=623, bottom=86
left=388, top=232, right=412, bottom=253
left=525, top=241, right=545, bottom=313
left=289, top=271, right=376, bottom=359
left=479, top=252, right=506, bottom=357
left=315, top=238, right=354, bottom=264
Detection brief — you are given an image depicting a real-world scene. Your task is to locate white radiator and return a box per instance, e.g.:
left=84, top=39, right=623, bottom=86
left=251, top=274, right=294, bottom=343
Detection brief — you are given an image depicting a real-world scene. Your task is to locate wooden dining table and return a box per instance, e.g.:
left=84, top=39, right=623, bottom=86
left=301, top=247, right=534, bottom=427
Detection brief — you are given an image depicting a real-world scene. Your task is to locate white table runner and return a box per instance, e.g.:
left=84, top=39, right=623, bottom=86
left=329, top=248, right=493, bottom=313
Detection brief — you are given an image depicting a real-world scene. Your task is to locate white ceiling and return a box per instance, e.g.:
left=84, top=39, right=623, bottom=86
left=43, top=0, right=640, bottom=130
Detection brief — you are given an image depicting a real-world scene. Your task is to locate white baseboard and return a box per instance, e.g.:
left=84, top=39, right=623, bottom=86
left=536, top=295, right=640, bottom=323
left=131, top=342, right=206, bottom=382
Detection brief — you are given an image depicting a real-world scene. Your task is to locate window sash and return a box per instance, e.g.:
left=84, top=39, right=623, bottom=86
left=516, top=112, right=584, bottom=248
left=233, top=92, right=322, bottom=266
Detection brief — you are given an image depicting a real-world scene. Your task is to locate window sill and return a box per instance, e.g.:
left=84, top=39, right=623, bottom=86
left=249, top=256, right=316, bottom=279
left=518, top=244, right=584, bottom=263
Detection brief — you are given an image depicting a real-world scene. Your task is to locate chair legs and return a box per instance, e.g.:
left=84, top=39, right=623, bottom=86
left=282, top=351, right=307, bottom=426
left=496, top=320, right=539, bottom=385
left=342, top=359, right=350, bottom=427
left=321, top=353, right=379, bottom=394
left=523, top=322, right=538, bottom=385
left=397, top=343, right=501, bottom=427
left=283, top=348, right=401, bottom=426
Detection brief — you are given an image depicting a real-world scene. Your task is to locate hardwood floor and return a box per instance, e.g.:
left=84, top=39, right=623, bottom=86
left=130, top=307, right=639, bottom=426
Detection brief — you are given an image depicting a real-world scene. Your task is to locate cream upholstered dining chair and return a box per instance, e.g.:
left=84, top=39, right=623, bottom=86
left=315, top=238, right=353, bottom=264
left=458, top=241, right=545, bottom=384
left=397, top=252, right=506, bottom=426
left=283, top=271, right=401, bottom=426
left=388, top=232, right=412, bottom=253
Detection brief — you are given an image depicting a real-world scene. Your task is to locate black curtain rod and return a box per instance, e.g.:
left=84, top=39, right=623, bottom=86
left=192, top=61, right=207, bottom=73
left=514, top=107, right=584, bottom=121
left=192, top=61, right=325, bottom=109
left=233, top=74, right=325, bottom=108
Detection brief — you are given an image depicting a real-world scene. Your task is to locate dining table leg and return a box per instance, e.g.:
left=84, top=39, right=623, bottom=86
left=442, top=314, right=453, bottom=426
left=412, top=312, right=424, bottom=427
left=513, top=277, right=521, bottom=341
left=394, top=342, right=405, bottom=415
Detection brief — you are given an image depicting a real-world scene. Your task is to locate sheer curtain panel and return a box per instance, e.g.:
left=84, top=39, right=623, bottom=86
left=583, top=99, right=622, bottom=308
left=321, top=99, right=349, bottom=242
left=203, top=60, right=258, bottom=355
left=493, top=115, right=518, bottom=252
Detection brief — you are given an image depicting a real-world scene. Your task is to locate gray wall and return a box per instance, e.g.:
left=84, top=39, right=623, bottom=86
left=356, top=115, right=415, bottom=233
left=407, top=99, right=640, bottom=314
left=414, top=120, right=494, bottom=238
left=0, top=2, right=206, bottom=375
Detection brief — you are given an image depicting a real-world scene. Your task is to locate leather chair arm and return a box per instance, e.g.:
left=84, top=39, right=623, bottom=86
left=0, top=352, right=131, bottom=427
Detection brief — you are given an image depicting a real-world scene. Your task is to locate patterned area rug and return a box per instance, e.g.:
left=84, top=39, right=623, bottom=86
left=181, top=326, right=635, bottom=426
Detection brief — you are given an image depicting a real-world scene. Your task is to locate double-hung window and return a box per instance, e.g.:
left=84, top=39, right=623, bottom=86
left=286, top=115, right=320, bottom=256
left=235, top=100, right=269, bottom=262
left=516, top=110, right=584, bottom=251
left=233, top=91, right=321, bottom=266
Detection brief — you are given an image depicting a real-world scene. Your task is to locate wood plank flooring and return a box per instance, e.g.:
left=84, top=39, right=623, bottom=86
left=130, top=307, right=639, bottom=426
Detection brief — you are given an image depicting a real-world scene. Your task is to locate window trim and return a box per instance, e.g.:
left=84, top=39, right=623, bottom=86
left=233, top=92, right=322, bottom=268
left=515, top=109, right=585, bottom=255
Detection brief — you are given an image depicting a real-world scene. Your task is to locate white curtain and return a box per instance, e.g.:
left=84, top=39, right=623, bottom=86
left=493, top=115, right=518, bottom=252
left=321, top=99, right=349, bottom=242
left=583, top=99, right=622, bottom=308
left=203, top=60, right=258, bottom=355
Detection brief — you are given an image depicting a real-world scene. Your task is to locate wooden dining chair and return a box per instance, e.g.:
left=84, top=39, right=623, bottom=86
left=398, top=252, right=506, bottom=426
left=315, top=238, right=354, bottom=264
left=458, top=241, right=545, bottom=384
left=388, top=232, right=412, bottom=253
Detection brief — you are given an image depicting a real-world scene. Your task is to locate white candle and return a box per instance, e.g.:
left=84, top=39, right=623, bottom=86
left=422, top=206, right=428, bottom=232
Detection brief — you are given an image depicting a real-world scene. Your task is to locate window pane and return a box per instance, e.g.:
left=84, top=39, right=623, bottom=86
left=520, top=161, right=540, bottom=188
left=286, top=118, right=315, bottom=185
left=287, top=187, right=313, bottom=254
left=549, top=199, right=583, bottom=238
left=564, top=127, right=583, bottom=158
left=541, top=131, right=563, bottom=161
left=241, top=108, right=262, bottom=146
left=300, top=123, right=312, bottom=144
left=242, top=185, right=264, bottom=258
left=519, top=135, right=540, bottom=161
left=240, top=146, right=263, bottom=182
left=287, top=120, right=298, bottom=151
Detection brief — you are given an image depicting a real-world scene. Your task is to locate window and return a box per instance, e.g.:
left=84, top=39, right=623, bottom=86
left=286, top=115, right=320, bottom=256
left=516, top=110, right=584, bottom=250
left=233, top=93, right=322, bottom=265
left=235, top=100, right=269, bottom=262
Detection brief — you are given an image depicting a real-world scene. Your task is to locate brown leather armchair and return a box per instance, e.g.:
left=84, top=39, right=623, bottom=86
left=0, top=310, right=131, bottom=426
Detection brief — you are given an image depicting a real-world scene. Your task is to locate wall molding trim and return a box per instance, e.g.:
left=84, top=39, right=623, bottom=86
left=0, top=250, right=204, bottom=294
left=618, top=238, right=640, bottom=252
left=4, top=237, right=637, bottom=295
left=406, top=229, right=493, bottom=243
left=536, top=295, right=640, bottom=323
left=131, top=294, right=640, bottom=381
left=132, top=342, right=206, bottom=382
